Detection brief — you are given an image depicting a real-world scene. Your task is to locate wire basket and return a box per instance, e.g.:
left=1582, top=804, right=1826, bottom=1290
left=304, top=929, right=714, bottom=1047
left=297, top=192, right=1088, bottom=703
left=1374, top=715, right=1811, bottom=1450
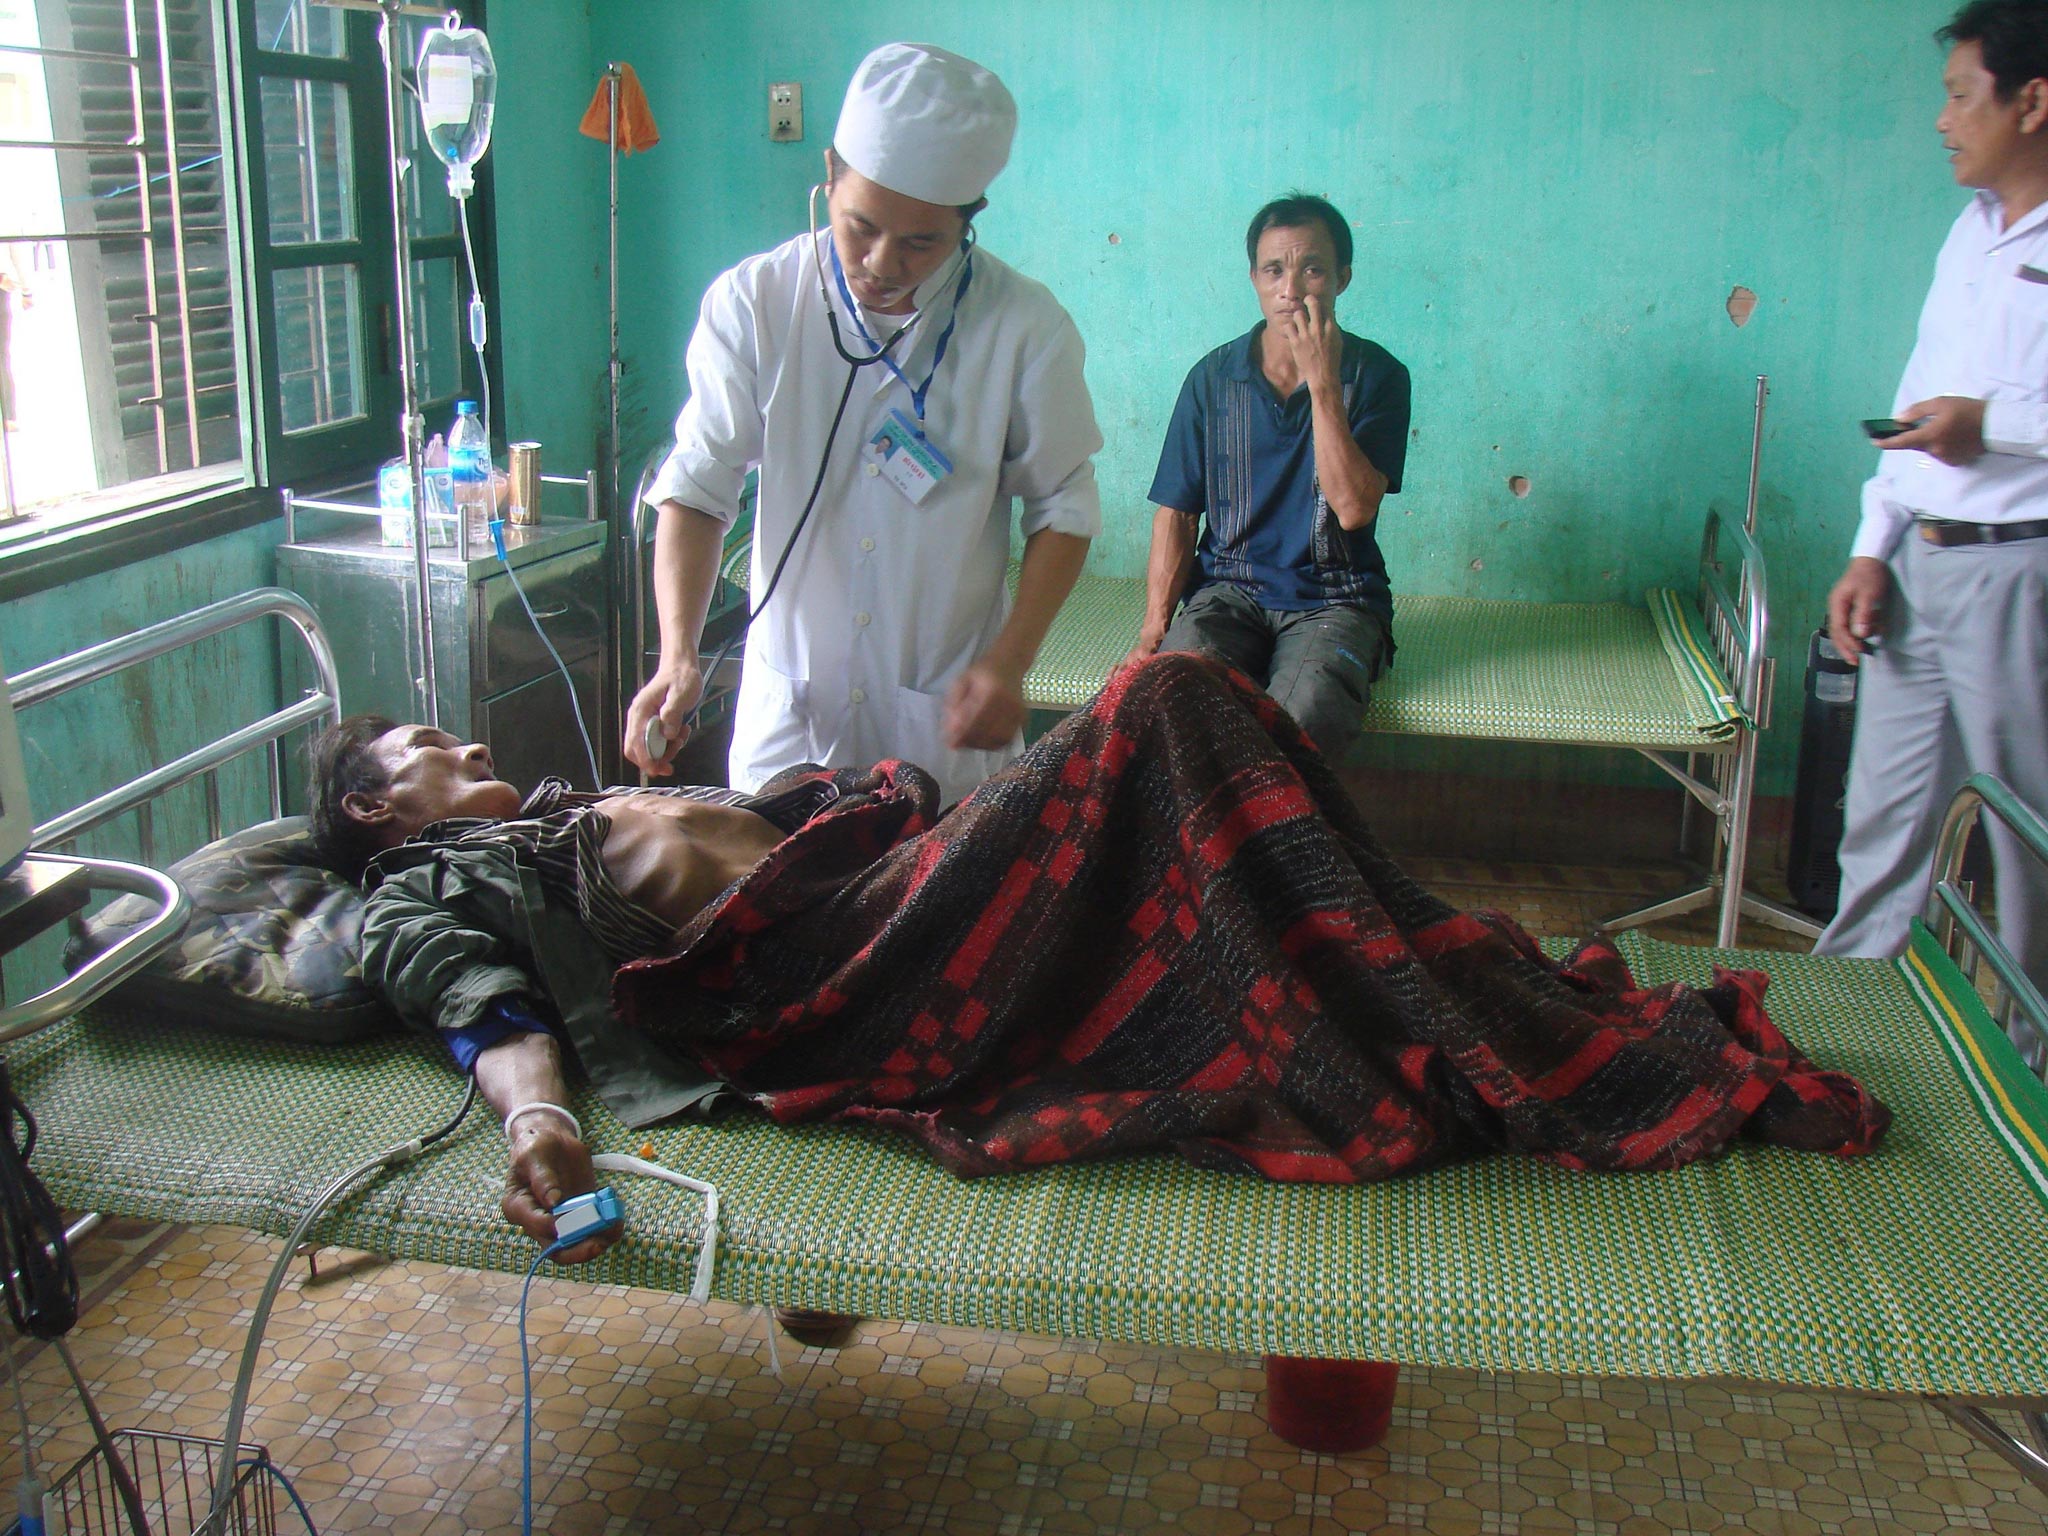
left=43, top=1429, right=283, bottom=1536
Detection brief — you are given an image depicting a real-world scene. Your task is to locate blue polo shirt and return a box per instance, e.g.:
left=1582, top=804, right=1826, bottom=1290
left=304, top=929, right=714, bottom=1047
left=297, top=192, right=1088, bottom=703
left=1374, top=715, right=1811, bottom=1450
left=1148, top=324, right=1411, bottom=618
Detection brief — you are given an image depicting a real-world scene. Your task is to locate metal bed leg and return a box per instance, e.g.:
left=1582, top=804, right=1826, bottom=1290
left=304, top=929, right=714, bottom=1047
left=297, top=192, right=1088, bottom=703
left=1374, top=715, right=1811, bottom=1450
left=1738, top=891, right=1823, bottom=939
left=1599, top=745, right=1738, bottom=940
left=1600, top=646, right=1823, bottom=946
left=1930, top=1397, right=2048, bottom=1495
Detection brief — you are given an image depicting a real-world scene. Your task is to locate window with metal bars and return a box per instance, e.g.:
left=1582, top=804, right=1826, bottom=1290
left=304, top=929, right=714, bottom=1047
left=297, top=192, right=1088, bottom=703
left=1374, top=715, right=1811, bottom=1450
left=0, top=0, right=493, bottom=524
left=1, top=0, right=237, bottom=518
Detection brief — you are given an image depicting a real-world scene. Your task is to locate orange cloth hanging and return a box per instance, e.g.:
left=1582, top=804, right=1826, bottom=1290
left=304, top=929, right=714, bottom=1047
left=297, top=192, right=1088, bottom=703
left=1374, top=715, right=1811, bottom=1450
left=579, top=63, right=660, bottom=154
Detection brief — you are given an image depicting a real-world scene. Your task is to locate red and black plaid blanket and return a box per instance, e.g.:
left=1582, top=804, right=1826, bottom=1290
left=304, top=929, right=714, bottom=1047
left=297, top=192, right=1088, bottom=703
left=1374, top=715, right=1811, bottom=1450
left=614, top=653, right=1889, bottom=1182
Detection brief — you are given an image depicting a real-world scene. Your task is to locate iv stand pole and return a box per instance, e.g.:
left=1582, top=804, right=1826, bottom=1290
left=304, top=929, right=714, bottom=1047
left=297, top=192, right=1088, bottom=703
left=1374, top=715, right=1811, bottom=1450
left=307, top=0, right=449, bottom=721
left=377, top=0, right=438, bottom=727
left=607, top=63, right=621, bottom=522
left=604, top=62, right=630, bottom=785
left=309, top=0, right=448, bottom=723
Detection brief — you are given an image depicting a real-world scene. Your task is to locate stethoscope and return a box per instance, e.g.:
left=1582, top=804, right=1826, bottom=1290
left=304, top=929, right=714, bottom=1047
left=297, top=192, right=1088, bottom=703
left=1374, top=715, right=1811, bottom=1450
left=805, top=179, right=974, bottom=385
left=685, top=188, right=974, bottom=732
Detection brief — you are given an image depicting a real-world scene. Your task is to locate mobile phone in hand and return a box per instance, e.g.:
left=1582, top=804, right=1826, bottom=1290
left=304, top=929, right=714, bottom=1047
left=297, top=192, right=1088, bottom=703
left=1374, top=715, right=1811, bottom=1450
left=1862, top=417, right=1915, bottom=440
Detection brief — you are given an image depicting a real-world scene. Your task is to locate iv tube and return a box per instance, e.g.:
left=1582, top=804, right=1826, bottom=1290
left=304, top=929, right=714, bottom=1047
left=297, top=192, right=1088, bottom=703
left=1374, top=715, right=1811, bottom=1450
left=416, top=16, right=497, bottom=198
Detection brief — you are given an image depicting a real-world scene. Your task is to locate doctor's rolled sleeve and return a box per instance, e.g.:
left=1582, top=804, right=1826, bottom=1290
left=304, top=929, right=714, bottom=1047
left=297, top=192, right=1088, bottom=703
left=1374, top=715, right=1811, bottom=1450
left=1002, top=314, right=1104, bottom=540
left=645, top=272, right=765, bottom=526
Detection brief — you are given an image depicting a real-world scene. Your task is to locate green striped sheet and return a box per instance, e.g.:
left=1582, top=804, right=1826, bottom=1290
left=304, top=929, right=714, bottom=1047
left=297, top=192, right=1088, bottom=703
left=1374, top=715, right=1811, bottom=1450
left=12, top=931, right=2048, bottom=1397
left=1019, top=569, right=1145, bottom=710
left=1646, top=585, right=1747, bottom=730
left=1898, top=919, right=2048, bottom=1216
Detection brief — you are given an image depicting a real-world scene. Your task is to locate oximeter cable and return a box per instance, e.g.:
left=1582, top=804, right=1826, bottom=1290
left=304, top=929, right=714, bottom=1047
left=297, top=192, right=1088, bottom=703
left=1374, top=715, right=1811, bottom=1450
left=519, top=1155, right=716, bottom=1533
left=518, top=1234, right=576, bottom=1536
left=488, top=519, right=602, bottom=788
left=208, top=1076, right=478, bottom=1526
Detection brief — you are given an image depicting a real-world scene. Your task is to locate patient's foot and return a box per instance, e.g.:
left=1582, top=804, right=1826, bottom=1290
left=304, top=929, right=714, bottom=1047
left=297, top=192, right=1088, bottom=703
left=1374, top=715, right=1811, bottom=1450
left=773, top=1306, right=862, bottom=1348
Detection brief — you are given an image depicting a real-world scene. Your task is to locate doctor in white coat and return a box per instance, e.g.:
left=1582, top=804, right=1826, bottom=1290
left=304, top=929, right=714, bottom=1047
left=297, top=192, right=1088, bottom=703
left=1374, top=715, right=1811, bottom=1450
left=626, top=43, right=1103, bottom=804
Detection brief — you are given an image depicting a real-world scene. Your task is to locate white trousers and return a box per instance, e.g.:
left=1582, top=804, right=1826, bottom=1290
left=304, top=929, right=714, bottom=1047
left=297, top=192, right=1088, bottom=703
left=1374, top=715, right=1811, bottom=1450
left=1815, top=530, right=2048, bottom=993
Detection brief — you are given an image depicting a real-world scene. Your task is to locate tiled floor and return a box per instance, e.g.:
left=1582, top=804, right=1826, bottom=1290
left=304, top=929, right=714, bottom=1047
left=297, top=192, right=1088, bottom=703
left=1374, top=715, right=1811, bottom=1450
left=8, top=859, right=2047, bottom=1535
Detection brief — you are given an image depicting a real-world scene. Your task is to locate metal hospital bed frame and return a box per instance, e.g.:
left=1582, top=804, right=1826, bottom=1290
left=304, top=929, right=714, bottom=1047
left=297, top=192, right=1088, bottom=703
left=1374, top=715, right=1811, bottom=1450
left=4, top=588, right=2047, bottom=1496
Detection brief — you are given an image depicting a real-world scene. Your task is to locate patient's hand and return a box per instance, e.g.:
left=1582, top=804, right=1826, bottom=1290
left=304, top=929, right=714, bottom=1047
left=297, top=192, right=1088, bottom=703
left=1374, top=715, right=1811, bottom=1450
left=503, top=1118, right=620, bottom=1265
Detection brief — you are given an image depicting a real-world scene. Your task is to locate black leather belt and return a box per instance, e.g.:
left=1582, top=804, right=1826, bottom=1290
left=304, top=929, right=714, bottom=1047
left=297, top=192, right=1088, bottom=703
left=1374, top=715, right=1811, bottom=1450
left=1915, top=516, right=2048, bottom=547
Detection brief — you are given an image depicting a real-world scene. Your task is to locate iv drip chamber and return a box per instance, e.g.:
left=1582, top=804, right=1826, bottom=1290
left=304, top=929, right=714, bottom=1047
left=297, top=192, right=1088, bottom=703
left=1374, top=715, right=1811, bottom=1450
left=416, top=19, right=496, bottom=196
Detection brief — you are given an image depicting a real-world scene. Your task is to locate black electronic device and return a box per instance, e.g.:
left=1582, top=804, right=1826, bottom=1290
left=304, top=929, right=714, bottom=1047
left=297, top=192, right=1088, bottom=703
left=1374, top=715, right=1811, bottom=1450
left=1861, top=417, right=1916, bottom=440
left=1787, top=628, right=1860, bottom=919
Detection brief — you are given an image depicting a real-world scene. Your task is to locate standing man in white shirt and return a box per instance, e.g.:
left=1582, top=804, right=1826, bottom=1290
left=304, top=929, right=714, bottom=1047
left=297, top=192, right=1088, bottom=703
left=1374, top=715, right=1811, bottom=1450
left=1819, top=0, right=2048, bottom=992
left=625, top=43, right=1102, bottom=805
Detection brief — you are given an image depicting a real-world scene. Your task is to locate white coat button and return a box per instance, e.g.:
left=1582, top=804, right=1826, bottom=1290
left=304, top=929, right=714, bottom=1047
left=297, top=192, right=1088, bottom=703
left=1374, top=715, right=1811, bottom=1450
left=860, top=537, right=875, bottom=552
left=851, top=688, right=866, bottom=704
left=855, top=612, right=871, bottom=627
left=863, top=462, right=879, bottom=477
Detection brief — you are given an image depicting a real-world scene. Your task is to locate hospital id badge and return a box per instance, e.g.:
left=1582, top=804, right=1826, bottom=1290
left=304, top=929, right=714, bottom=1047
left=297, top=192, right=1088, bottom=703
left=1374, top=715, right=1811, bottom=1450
left=865, top=408, right=952, bottom=506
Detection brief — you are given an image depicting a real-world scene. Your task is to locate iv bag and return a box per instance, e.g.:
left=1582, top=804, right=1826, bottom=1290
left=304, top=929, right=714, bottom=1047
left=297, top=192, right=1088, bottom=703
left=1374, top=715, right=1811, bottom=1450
left=416, top=19, right=496, bottom=196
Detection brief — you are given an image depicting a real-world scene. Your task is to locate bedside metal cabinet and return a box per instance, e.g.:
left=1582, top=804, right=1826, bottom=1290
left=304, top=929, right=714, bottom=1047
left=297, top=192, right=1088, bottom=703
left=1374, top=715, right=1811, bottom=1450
left=277, top=518, right=611, bottom=790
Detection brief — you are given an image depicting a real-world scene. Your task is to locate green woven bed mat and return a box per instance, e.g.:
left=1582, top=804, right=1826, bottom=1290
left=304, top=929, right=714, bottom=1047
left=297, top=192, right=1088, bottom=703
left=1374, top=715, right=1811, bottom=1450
left=1021, top=570, right=1146, bottom=710
left=12, top=932, right=2045, bottom=1397
left=1021, top=574, right=1742, bottom=750
left=1357, top=591, right=1741, bottom=747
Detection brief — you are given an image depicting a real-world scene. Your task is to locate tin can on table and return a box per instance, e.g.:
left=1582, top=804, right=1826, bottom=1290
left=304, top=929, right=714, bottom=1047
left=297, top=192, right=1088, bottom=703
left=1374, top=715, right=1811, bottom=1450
left=508, top=441, right=543, bottom=526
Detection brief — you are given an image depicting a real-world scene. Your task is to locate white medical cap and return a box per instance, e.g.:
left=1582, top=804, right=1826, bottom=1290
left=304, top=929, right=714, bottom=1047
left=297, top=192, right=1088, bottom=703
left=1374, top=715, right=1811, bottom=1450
left=833, top=43, right=1017, bottom=207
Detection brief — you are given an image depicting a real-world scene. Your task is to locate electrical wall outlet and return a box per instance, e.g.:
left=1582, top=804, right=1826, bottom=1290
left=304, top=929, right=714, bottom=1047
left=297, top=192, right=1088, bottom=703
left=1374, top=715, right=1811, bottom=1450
left=769, top=82, right=802, bottom=142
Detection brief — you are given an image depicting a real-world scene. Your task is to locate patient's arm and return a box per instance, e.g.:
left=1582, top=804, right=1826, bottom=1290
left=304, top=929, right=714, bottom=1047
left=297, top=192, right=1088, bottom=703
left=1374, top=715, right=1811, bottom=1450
left=473, top=1029, right=619, bottom=1265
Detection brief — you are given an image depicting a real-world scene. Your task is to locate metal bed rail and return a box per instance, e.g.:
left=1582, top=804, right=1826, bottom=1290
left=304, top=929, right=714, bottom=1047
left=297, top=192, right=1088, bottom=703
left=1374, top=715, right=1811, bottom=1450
left=0, top=854, right=188, bottom=1043
left=1600, top=505, right=1819, bottom=947
left=1919, top=772, right=2048, bottom=1488
left=10, top=588, right=341, bottom=860
left=1928, top=774, right=2048, bottom=1074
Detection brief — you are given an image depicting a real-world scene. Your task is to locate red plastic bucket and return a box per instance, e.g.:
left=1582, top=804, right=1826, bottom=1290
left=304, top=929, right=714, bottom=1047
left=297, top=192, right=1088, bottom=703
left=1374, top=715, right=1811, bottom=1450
left=1263, top=1356, right=1400, bottom=1453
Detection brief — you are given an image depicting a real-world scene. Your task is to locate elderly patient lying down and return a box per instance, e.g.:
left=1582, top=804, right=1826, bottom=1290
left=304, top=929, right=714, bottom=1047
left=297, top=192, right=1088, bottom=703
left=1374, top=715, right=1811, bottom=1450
left=319, top=652, right=1890, bottom=1265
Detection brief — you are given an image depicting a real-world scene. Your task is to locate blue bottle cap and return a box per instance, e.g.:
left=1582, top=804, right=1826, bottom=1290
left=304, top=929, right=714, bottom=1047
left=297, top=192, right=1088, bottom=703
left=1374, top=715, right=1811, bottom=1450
left=456, top=399, right=477, bottom=414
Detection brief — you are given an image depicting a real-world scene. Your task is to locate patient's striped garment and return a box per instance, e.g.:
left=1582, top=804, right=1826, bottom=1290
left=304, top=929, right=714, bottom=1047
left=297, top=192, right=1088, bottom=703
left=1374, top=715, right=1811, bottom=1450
left=424, top=777, right=839, bottom=962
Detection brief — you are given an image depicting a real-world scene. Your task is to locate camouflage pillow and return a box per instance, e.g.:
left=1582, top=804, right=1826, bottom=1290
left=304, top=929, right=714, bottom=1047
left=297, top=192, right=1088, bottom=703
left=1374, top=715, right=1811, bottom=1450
left=66, top=815, right=395, bottom=1044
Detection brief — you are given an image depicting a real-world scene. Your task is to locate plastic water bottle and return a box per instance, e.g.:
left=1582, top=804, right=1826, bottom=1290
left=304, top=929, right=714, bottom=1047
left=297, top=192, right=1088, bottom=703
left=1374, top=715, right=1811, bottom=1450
left=448, top=400, right=490, bottom=540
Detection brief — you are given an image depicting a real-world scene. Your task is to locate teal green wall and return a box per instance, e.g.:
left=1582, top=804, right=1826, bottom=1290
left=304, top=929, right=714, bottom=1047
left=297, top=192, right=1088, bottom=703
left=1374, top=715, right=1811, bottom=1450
left=0, top=0, right=1973, bottom=847
left=584, top=0, right=1964, bottom=791
left=488, top=0, right=610, bottom=486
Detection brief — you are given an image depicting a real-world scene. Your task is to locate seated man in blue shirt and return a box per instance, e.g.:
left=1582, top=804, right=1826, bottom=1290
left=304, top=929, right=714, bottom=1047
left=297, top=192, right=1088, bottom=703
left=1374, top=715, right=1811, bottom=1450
left=1128, top=192, right=1412, bottom=759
